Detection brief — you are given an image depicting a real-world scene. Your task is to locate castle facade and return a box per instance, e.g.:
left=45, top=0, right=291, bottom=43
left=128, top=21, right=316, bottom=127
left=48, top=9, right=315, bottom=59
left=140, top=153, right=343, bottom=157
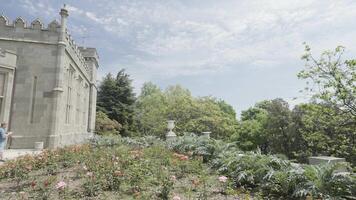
left=0, top=6, right=98, bottom=148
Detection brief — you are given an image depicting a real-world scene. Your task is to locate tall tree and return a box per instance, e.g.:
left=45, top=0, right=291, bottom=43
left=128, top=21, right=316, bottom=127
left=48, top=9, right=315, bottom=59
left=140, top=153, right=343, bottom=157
left=97, top=70, right=136, bottom=136
left=258, top=99, right=293, bottom=156
left=297, top=44, right=356, bottom=164
left=135, top=83, right=237, bottom=139
left=291, top=103, right=355, bottom=164
left=298, top=44, right=356, bottom=119
left=233, top=99, right=294, bottom=156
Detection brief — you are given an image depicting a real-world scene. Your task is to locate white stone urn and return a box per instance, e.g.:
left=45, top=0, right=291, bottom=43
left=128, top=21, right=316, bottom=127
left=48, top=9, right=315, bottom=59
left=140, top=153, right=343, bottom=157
left=166, top=120, right=177, bottom=139
left=202, top=131, right=211, bottom=138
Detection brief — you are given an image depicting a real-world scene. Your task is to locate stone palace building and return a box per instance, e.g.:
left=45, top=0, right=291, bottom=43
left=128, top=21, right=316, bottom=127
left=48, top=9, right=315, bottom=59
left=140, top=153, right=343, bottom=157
left=0, top=6, right=98, bottom=148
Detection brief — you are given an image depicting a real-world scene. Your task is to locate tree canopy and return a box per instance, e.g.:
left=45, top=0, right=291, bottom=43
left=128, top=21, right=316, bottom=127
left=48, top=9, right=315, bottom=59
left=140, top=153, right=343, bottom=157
left=134, top=83, right=238, bottom=139
left=299, top=44, right=356, bottom=118
left=97, top=70, right=136, bottom=136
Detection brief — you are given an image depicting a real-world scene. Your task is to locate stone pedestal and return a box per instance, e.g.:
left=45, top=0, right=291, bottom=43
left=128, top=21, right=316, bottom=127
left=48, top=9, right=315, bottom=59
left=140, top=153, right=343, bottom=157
left=202, top=131, right=211, bottom=138
left=166, top=120, right=176, bottom=140
left=34, top=142, right=44, bottom=150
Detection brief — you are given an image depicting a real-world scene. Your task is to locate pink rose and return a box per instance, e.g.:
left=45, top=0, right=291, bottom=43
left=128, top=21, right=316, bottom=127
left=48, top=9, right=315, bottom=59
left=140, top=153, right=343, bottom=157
left=173, top=195, right=181, bottom=200
left=218, top=176, right=228, bottom=183
left=56, top=181, right=67, bottom=190
left=86, top=172, right=93, bottom=177
left=170, top=175, right=177, bottom=181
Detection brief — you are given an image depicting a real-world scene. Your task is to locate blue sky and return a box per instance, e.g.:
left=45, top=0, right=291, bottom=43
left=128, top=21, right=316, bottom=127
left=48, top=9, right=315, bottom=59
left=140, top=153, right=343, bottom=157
left=2, top=0, right=356, bottom=115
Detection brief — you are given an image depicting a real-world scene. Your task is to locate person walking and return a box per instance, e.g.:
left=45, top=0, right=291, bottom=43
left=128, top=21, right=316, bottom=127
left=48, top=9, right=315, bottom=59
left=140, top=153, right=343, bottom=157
left=0, top=122, right=12, bottom=162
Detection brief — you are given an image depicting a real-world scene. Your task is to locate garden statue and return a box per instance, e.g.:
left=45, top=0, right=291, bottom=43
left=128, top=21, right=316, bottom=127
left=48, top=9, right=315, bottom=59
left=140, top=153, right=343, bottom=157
left=166, top=120, right=177, bottom=140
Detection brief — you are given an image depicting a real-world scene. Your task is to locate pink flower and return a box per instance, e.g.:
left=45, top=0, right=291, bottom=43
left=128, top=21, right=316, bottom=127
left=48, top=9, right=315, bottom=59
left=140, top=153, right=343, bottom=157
left=170, top=175, right=177, bottom=181
left=172, top=195, right=181, bottom=200
left=56, top=181, right=67, bottom=190
left=218, top=176, right=228, bottom=183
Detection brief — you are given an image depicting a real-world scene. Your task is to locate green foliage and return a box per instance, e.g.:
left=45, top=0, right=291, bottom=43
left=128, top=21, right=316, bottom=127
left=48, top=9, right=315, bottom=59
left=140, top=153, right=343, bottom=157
left=302, top=163, right=355, bottom=198
left=299, top=44, right=356, bottom=118
left=233, top=98, right=356, bottom=165
left=232, top=99, right=296, bottom=156
left=170, top=134, right=356, bottom=199
left=167, top=133, right=240, bottom=164
left=1, top=136, right=232, bottom=199
left=292, top=103, right=356, bottom=164
left=97, top=70, right=136, bottom=136
left=135, top=83, right=237, bottom=139
left=95, top=111, right=121, bottom=135
left=261, top=168, right=307, bottom=199
left=1, top=136, right=355, bottom=199
left=296, top=44, right=356, bottom=163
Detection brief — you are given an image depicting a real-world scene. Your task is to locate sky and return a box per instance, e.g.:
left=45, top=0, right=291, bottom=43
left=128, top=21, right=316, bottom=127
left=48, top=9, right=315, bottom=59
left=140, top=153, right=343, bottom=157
left=1, top=0, right=356, bottom=115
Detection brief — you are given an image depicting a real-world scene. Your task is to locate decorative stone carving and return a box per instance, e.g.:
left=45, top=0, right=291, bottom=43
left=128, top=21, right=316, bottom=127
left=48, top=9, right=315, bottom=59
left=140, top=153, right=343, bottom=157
left=0, top=15, right=8, bottom=26
left=48, top=20, right=59, bottom=31
left=0, top=48, right=5, bottom=57
left=14, top=17, right=26, bottom=28
left=166, top=120, right=177, bottom=140
left=31, top=18, right=43, bottom=30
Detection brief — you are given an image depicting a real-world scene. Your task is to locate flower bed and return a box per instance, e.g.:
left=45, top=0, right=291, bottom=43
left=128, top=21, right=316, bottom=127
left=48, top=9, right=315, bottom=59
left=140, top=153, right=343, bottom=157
left=1, top=134, right=355, bottom=199
left=0, top=138, right=251, bottom=199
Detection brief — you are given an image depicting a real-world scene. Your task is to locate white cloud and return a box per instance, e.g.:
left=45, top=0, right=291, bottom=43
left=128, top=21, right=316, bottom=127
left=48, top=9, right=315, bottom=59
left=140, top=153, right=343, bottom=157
left=6, top=0, right=356, bottom=112
left=17, top=0, right=356, bottom=79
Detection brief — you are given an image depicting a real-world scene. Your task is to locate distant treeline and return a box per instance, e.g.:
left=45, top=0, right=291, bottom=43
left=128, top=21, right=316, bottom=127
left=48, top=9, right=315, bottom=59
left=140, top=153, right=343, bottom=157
left=95, top=45, right=355, bottom=164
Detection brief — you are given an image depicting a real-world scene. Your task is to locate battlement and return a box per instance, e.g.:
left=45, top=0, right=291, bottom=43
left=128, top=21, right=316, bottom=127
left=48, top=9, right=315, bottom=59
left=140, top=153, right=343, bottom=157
left=79, top=47, right=99, bottom=66
left=0, top=14, right=61, bottom=32
left=0, top=8, right=99, bottom=81
left=64, top=31, right=92, bottom=76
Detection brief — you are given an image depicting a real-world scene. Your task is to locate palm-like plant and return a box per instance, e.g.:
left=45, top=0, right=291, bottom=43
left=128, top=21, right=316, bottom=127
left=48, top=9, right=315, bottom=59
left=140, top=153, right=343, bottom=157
left=301, top=163, right=355, bottom=199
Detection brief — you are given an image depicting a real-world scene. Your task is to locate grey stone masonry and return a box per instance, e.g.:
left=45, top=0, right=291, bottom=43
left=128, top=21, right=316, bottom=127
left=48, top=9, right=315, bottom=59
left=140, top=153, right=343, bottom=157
left=308, top=156, right=346, bottom=165
left=0, top=5, right=99, bottom=149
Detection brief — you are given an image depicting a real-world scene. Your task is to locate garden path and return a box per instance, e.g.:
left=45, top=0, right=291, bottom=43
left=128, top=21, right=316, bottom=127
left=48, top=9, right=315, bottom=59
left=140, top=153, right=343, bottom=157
left=0, top=149, right=42, bottom=165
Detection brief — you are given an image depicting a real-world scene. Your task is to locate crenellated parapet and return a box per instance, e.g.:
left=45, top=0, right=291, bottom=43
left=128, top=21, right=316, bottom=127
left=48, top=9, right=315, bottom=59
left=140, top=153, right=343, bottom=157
left=79, top=47, right=99, bottom=83
left=0, top=13, right=93, bottom=79
left=64, top=31, right=91, bottom=77
left=0, top=14, right=60, bottom=32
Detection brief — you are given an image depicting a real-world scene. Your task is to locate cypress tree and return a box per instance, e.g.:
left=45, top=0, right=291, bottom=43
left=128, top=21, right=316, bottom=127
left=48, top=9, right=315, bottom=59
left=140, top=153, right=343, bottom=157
left=97, top=70, right=136, bottom=136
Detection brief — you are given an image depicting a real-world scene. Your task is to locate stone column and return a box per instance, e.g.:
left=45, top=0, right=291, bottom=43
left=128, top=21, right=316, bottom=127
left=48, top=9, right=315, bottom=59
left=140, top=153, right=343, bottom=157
left=48, top=5, right=68, bottom=148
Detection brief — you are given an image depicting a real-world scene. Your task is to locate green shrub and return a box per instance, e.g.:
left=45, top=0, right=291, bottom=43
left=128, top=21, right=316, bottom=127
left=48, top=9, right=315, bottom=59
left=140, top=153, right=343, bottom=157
left=95, top=111, right=121, bottom=135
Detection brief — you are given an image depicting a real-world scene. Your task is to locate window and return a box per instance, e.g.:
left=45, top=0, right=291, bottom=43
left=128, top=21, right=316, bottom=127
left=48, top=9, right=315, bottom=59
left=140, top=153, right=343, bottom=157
left=0, top=73, right=5, bottom=116
left=65, top=67, right=74, bottom=124
left=82, top=84, right=88, bottom=125
left=76, top=76, right=83, bottom=124
left=30, top=76, right=37, bottom=123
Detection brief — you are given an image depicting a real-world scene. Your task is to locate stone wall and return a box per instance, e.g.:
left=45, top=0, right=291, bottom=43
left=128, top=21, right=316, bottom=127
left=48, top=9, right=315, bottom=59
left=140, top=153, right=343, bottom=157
left=0, top=8, right=99, bottom=149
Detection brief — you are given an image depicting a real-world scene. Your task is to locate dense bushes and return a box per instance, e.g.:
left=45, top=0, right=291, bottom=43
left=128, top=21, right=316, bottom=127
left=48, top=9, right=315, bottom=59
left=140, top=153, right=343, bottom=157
left=95, top=111, right=121, bottom=135
left=0, top=137, right=217, bottom=199
left=2, top=135, right=354, bottom=199
left=231, top=99, right=356, bottom=165
left=167, top=134, right=356, bottom=199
